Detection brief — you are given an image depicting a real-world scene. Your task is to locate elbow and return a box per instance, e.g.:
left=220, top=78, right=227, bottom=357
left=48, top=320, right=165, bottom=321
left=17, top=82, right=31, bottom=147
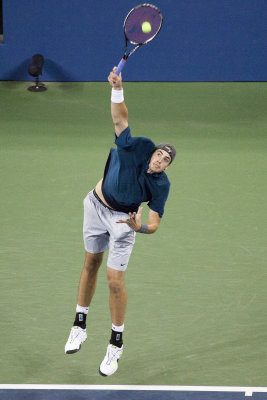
left=148, top=224, right=159, bottom=234
left=114, top=120, right=128, bottom=136
left=113, top=118, right=127, bottom=127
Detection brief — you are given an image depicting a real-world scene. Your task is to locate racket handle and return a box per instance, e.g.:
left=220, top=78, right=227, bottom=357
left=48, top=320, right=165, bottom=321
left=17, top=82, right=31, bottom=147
left=116, top=58, right=126, bottom=75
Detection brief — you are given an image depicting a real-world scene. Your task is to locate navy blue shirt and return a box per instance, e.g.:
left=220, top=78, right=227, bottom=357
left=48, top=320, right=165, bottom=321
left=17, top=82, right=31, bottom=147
left=102, top=126, right=170, bottom=218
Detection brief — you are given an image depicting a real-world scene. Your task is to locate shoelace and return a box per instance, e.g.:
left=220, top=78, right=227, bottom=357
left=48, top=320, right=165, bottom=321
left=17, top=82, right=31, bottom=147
left=69, top=328, right=82, bottom=343
left=107, top=346, right=122, bottom=364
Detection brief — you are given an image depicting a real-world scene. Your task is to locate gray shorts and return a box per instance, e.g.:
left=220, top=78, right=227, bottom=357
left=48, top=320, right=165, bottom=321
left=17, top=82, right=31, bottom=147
left=83, top=190, right=136, bottom=271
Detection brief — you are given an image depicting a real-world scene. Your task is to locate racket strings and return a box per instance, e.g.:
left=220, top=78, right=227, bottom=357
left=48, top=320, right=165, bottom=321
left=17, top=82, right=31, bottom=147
left=124, top=4, right=163, bottom=46
left=115, top=3, right=163, bottom=75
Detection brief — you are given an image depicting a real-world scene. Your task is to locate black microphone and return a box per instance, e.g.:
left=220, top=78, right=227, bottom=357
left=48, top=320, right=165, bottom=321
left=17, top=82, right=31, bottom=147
left=28, top=54, right=44, bottom=77
left=28, top=54, right=47, bottom=92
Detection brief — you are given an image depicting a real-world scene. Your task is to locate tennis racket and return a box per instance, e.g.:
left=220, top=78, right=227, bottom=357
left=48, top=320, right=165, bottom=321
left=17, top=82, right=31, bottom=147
left=115, top=3, right=163, bottom=75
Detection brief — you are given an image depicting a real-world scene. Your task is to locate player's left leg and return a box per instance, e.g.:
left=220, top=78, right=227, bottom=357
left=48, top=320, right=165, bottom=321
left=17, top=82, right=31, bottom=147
left=99, top=212, right=135, bottom=376
left=99, top=267, right=126, bottom=376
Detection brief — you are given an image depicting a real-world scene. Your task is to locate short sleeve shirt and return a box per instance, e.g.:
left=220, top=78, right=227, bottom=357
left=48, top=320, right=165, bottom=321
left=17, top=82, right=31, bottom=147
left=102, top=126, right=170, bottom=217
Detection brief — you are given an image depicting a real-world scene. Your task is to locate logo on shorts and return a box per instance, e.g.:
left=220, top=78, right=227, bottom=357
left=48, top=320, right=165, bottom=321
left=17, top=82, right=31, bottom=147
left=121, top=263, right=126, bottom=266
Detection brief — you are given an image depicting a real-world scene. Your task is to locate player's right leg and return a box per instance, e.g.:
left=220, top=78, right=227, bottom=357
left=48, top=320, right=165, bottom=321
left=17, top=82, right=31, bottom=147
left=65, top=251, right=103, bottom=354
left=65, top=190, right=109, bottom=354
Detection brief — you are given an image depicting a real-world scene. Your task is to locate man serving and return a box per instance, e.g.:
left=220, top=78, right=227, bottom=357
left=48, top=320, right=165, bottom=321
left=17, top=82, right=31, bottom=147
left=65, top=67, right=176, bottom=376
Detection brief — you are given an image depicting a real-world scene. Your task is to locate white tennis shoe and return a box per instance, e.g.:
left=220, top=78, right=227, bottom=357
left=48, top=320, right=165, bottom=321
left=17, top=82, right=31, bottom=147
left=99, top=344, right=123, bottom=376
left=65, top=326, right=87, bottom=354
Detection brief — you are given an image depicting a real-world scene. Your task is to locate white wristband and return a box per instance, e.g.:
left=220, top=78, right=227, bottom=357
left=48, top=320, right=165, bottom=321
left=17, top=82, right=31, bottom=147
left=111, top=88, right=124, bottom=103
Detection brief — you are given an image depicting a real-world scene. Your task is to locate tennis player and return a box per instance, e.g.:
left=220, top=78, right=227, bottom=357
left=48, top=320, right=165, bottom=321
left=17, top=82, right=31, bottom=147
left=65, top=67, right=176, bottom=376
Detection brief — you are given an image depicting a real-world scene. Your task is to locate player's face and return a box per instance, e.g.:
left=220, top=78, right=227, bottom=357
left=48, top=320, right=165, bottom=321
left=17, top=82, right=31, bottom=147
left=148, top=149, right=171, bottom=174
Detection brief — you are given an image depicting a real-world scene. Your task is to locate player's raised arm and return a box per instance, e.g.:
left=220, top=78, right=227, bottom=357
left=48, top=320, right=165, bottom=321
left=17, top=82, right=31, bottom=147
left=108, top=67, right=128, bottom=137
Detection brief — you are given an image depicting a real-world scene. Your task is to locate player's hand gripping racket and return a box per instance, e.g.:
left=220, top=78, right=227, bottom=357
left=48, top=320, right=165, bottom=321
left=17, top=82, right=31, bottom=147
left=116, top=3, right=163, bottom=75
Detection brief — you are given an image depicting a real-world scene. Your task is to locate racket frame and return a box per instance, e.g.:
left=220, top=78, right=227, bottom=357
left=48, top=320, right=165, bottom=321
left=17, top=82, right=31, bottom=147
left=116, top=3, right=163, bottom=75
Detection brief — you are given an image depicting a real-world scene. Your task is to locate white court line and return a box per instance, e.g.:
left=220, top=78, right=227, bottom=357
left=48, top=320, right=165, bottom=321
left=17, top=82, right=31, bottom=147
left=0, top=385, right=267, bottom=396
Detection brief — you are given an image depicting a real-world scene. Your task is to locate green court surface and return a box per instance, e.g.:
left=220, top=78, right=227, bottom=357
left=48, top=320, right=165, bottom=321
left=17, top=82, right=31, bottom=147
left=0, top=81, right=266, bottom=386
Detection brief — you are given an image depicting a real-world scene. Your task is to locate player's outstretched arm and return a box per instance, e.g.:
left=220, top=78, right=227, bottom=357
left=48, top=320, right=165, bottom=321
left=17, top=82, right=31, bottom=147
left=108, top=67, right=128, bottom=137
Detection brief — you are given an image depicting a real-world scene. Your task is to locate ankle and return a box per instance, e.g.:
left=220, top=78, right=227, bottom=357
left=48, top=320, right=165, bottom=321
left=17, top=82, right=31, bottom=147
left=73, top=304, right=89, bottom=329
left=109, top=324, right=124, bottom=348
left=73, top=312, right=86, bottom=329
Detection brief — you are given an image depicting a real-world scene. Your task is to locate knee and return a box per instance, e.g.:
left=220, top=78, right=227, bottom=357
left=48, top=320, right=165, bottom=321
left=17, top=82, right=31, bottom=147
left=84, top=252, right=103, bottom=273
left=107, top=275, right=125, bottom=295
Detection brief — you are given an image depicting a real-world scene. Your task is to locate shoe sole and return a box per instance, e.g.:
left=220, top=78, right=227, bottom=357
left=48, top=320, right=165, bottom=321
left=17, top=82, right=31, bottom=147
left=98, top=368, right=107, bottom=377
left=65, top=344, right=81, bottom=354
left=98, top=359, right=120, bottom=377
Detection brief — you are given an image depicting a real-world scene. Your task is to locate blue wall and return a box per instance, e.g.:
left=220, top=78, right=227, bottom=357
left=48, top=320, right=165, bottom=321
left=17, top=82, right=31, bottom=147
left=0, top=0, right=266, bottom=81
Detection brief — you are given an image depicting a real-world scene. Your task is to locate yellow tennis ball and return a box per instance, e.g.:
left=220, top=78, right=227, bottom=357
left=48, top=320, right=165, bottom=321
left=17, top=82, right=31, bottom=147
left=142, top=21, right=151, bottom=33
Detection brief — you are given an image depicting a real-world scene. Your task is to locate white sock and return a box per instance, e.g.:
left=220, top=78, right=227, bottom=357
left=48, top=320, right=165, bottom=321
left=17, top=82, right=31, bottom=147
left=112, top=323, right=124, bottom=332
left=76, top=304, right=89, bottom=314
